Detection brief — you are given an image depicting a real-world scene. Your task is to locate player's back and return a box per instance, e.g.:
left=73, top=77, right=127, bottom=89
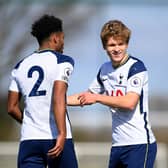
left=13, top=50, right=70, bottom=140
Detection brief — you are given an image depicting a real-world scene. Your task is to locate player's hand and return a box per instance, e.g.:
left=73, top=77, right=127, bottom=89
left=47, top=134, right=65, bottom=158
left=78, top=92, right=97, bottom=105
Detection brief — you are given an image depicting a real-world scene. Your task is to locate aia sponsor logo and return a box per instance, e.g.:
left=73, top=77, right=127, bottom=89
left=106, top=86, right=126, bottom=96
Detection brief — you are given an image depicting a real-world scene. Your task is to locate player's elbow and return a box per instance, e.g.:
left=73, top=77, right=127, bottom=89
left=127, top=105, right=135, bottom=111
left=7, top=103, right=17, bottom=116
left=125, top=101, right=137, bottom=111
left=123, top=94, right=139, bottom=111
left=7, top=105, right=15, bottom=116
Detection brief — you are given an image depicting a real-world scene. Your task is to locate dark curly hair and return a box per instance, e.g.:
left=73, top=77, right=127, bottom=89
left=31, top=14, right=63, bottom=45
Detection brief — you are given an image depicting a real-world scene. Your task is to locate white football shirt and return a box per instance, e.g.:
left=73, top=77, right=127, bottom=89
left=9, top=50, right=74, bottom=141
left=89, top=56, right=156, bottom=146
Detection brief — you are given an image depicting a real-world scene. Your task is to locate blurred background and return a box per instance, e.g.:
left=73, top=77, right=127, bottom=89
left=0, top=0, right=168, bottom=168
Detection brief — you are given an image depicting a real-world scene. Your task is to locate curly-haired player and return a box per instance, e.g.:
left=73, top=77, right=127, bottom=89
left=8, top=14, right=78, bottom=168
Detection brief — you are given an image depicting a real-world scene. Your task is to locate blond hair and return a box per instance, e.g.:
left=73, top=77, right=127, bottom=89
left=100, top=20, right=131, bottom=49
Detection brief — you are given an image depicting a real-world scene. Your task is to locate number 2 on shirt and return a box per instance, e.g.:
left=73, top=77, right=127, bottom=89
left=27, top=66, right=46, bottom=97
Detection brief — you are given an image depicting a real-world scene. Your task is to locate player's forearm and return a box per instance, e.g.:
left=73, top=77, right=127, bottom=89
left=53, top=81, right=67, bottom=137
left=54, top=103, right=66, bottom=137
left=96, top=93, right=139, bottom=111
left=67, top=94, right=81, bottom=106
left=53, top=91, right=66, bottom=137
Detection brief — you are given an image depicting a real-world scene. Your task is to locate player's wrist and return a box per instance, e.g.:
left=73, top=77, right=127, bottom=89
left=95, top=93, right=101, bottom=103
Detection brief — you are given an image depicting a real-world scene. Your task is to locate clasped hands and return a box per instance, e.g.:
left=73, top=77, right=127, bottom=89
left=77, top=92, right=97, bottom=106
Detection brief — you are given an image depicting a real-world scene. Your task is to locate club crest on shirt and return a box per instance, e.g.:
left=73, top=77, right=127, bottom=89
left=119, top=73, right=124, bottom=84
left=64, top=67, right=72, bottom=77
left=130, top=76, right=141, bottom=87
left=61, top=67, right=72, bottom=82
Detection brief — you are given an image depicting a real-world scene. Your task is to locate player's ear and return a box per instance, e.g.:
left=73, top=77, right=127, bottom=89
left=52, top=33, right=59, bottom=44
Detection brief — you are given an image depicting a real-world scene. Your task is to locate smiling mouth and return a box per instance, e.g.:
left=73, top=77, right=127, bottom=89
left=112, top=51, right=122, bottom=55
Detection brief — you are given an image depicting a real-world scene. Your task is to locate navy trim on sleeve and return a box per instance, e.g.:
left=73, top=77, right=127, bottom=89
left=127, top=59, right=147, bottom=79
left=97, top=69, right=104, bottom=87
left=140, top=89, right=144, bottom=114
left=51, top=51, right=74, bottom=67
left=14, top=59, right=24, bottom=69
left=14, top=52, right=34, bottom=69
left=37, top=50, right=74, bottom=67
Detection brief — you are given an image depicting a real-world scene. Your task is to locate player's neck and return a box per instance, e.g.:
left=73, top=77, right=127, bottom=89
left=38, top=46, right=53, bottom=51
left=38, top=40, right=55, bottom=51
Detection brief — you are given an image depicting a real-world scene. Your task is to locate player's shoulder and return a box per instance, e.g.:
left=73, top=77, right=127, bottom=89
left=14, top=59, right=24, bottom=69
left=49, top=50, right=74, bottom=67
left=129, top=56, right=147, bottom=70
left=13, top=52, right=34, bottom=70
left=101, top=61, right=112, bottom=69
left=99, top=61, right=112, bottom=74
left=128, top=55, right=147, bottom=78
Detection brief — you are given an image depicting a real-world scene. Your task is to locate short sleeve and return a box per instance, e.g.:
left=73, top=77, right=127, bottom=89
left=127, top=61, right=148, bottom=95
left=54, top=62, right=73, bottom=84
left=89, top=69, right=105, bottom=94
left=9, top=69, right=20, bottom=92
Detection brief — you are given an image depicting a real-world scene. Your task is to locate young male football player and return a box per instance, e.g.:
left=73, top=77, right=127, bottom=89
left=8, top=14, right=78, bottom=168
left=67, top=20, right=157, bottom=168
